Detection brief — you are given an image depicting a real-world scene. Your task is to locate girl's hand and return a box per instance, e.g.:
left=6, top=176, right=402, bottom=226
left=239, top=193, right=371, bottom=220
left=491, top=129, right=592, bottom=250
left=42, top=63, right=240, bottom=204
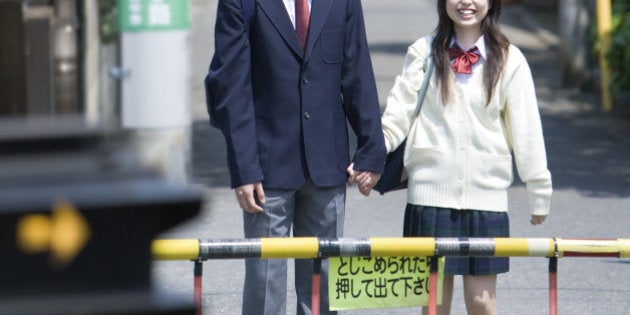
left=347, top=163, right=381, bottom=196
left=354, top=171, right=381, bottom=196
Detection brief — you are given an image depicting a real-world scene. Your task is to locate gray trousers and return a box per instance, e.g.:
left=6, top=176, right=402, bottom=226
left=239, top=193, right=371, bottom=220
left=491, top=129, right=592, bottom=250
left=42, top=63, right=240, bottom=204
left=242, top=180, right=345, bottom=315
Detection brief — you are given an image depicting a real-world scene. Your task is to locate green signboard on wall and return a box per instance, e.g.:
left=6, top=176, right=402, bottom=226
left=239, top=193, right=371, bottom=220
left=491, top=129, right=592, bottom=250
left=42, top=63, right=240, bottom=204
left=118, top=0, right=190, bottom=32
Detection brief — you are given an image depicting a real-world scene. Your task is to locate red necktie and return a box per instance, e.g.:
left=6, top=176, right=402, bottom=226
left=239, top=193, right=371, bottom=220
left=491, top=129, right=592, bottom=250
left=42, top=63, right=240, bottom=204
left=449, top=46, right=481, bottom=74
left=295, top=0, right=310, bottom=51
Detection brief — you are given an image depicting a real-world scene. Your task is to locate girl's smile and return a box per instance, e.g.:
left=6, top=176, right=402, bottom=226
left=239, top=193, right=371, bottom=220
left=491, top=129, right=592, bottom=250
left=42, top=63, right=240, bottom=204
left=446, top=0, right=490, bottom=46
left=447, top=0, right=489, bottom=29
left=457, top=9, right=477, bottom=19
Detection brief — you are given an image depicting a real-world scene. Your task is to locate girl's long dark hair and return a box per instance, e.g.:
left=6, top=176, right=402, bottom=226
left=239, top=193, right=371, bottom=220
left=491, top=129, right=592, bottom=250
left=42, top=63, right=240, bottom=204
left=432, top=0, right=510, bottom=105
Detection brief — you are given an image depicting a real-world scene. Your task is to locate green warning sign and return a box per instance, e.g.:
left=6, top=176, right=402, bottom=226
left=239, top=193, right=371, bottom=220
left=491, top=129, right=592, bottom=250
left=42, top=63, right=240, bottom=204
left=118, top=0, right=190, bottom=32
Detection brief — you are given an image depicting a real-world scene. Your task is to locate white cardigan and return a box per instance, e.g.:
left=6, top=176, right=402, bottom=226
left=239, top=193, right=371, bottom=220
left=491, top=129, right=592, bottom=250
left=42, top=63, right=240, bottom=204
left=381, top=35, right=552, bottom=215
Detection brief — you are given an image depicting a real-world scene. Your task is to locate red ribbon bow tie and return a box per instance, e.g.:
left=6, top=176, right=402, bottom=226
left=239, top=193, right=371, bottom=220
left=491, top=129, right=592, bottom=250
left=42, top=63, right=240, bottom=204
left=449, top=46, right=481, bottom=74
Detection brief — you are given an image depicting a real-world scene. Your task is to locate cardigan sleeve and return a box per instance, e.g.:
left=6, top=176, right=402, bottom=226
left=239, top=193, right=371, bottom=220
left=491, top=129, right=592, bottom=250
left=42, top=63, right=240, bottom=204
left=502, top=46, right=553, bottom=216
left=381, top=36, right=432, bottom=153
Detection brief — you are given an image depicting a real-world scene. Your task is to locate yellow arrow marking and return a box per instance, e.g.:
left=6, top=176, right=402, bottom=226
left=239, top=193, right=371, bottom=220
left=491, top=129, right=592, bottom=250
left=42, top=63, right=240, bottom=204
left=16, top=214, right=52, bottom=254
left=16, top=200, right=91, bottom=269
left=50, top=201, right=91, bottom=268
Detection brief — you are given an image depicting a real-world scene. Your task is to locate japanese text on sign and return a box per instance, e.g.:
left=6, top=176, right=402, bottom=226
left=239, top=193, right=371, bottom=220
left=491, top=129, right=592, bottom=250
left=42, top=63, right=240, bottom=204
left=329, top=256, right=443, bottom=310
left=118, top=0, right=190, bottom=32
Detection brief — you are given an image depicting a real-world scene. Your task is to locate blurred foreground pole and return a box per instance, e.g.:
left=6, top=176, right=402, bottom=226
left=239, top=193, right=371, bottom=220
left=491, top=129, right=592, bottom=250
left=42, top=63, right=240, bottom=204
left=117, top=0, right=192, bottom=184
left=596, top=0, right=613, bottom=112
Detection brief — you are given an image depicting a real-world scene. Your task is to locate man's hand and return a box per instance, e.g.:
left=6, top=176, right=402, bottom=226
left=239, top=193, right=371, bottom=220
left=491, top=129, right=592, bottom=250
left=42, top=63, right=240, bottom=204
left=235, top=182, right=265, bottom=213
left=530, top=215, right=547, bottom=225
left=346, top=163, right=381, bottom=196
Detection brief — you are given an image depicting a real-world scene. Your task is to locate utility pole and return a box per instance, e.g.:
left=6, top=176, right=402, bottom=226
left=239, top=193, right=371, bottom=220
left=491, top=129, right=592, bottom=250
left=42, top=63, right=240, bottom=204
left=596, top=0, right=614, bottom=112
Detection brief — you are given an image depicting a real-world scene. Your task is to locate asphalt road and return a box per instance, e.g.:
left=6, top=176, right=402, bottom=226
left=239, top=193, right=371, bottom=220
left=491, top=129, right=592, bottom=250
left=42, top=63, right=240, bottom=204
left=153, top=1, right=630, bottom=314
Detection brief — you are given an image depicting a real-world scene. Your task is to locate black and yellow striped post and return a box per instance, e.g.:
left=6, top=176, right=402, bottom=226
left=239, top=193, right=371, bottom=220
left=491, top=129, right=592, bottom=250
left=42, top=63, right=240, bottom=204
left=152, top=237, right=630, bottom=315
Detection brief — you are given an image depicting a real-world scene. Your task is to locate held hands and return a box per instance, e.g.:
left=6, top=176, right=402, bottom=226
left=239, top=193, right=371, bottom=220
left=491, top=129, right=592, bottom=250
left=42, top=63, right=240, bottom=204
left=347, top=163, right=381, bottom=196
left=235, top=182, right=266, bottom=213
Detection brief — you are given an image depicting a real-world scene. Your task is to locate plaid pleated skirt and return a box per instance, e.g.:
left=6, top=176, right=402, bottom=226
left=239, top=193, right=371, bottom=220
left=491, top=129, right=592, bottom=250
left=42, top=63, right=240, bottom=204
left=403, top=204, right=510, bottom=275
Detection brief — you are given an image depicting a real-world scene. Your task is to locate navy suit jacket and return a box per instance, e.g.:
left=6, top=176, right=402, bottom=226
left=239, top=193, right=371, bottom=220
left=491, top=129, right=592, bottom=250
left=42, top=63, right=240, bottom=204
left=207, top=0, right=385, bottom=189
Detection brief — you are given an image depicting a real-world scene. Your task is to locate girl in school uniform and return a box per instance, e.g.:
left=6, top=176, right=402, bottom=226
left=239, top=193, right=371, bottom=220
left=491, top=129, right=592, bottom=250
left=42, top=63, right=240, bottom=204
left=378, top=0, right=553, bottom=313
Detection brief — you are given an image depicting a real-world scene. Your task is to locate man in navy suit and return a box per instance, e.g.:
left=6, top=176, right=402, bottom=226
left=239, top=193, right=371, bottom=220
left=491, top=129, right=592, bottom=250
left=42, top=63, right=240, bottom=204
left=206, top=0, right=385, bottom=313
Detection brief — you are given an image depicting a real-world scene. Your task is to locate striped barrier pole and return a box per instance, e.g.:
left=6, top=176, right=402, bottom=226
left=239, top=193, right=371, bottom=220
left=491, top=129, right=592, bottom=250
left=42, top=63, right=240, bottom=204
left=153, top=238, right=630, bottom=260
left=152, top=239, right=201, bottom=313
left=152, top=238, right=630, bottom=315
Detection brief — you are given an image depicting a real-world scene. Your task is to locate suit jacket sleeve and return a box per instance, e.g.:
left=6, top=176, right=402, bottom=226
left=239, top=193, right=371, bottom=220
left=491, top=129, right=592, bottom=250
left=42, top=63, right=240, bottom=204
left=341, top=0, right=386, bottom=173
left=207, top=0, right=264, bottom=188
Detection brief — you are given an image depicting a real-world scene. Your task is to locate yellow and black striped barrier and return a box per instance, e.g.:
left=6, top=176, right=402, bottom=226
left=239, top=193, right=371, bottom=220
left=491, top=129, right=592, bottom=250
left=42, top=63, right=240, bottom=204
left=152, top=237, right=630, bottom=315
left=152, top=237, right=630, bottom=261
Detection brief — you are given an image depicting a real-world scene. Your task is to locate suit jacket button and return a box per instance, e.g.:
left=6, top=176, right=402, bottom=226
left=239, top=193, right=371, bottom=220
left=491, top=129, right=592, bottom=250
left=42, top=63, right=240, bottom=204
left=302, top=78, right=309, bottom=84
left=304, top=112, right=311, bottom=119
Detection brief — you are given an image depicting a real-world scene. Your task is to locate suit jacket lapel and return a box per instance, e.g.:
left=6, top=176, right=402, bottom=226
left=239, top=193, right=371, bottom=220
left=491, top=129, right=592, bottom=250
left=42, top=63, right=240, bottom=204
left=258, top=0, right=303, bottom=57
left=304, top=0, right=334, bottom=62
